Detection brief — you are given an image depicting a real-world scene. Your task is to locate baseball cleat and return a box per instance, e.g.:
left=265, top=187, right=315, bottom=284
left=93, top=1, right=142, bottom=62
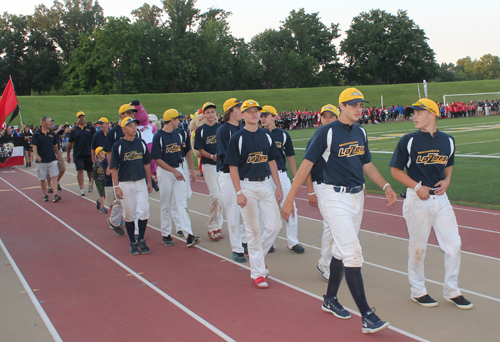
left=208, top=231, right=219, bottom=241
left=107, top=219, right=125, bottom=236
left=253, top=277, right=269, bottom=289
left=162, top=235, right=175, bottom=246
left=446, top=295, right=473, bottom=309
left=316, top=264, right=330, bottom=281
left=288, top=244, right=305, bottom=254
left=187, top=234, right=200, bottom=247
left=412, top=294, right=438, bottom=307
left=322, top=296, right=351, bottom=319
left=361, top=308, right=389, bottom=334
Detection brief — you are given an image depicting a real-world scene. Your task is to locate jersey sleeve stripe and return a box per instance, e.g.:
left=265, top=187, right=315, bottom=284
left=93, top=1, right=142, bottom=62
left=322, top=128, right=332, bottom=162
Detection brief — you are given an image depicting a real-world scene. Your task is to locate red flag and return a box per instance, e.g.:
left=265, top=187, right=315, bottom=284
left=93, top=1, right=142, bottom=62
left=0, top=78, right=19, bottom=127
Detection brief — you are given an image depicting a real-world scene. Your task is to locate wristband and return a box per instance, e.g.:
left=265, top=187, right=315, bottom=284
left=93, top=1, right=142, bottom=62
left=308, top=192, right=315, bottom=196
left=114, top=185, right=120, bottom=189
left=414, top=181, right=422, bottom=191
left=210, top=154, right=213, bottom=159
left=236, top=191, right=243, bottom=195
left=382, top=183, right=390, bottom=191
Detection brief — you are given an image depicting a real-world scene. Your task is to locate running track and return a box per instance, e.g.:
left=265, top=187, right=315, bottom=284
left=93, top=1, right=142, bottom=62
left=1, top=167, right=499, bottom=341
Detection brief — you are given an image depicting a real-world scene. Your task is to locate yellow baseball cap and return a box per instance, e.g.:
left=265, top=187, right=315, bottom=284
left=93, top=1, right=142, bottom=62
left=95, top=146, right=104, bottom=155
left=223, top=98, right=243, bottom=112
left=163, top=109, right=185, bottom=121
left=320, top=104, right=339, bottom=116
left=120, top=117, right=140, bottom=128
left=407, top=98, right=439, bottom=116
left=76, top=111, right=85, bottom=118
left=119, top=104, right=137, bottom=115
left=260, top=105, right=277, bottom=116
left=202, top=102, right=216, bottom=112
left=97, top=117, right=109, bottom=124
left=339, top=87, right=369, bottom=105
left=241, top=99, right=262, bottom=112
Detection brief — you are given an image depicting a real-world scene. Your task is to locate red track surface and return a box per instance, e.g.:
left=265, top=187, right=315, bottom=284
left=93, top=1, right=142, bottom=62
left=1, top=169, right=421, bottom=341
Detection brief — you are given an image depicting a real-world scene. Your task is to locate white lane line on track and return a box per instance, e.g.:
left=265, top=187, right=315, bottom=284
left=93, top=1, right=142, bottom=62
left=13, top=169, right=429, bottom=341
left=0, top=176, right=236, bottom=342
left=0, top=238, right=63, bottom=342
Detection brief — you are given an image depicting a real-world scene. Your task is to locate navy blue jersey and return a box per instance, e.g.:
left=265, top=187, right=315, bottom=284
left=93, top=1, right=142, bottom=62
left=216, top=122, right=243, bottom=173
left=267, top=128, right=295, bottom=172
left=225, top=128, right=279, bottom=179
left=304, top=121, right=371, bottom=187
left=30, top=129, right=57, bottom=163
left=306, top=137, right=324, bottom=183
left=100, top=158, right=113, bottom=186
left=91, top=130, right=107, bottom=151
left=151, top=130, right=184, bottom=167
left=103, top=125, right=141, bottom=153
left=389, top=130, right=455, bottom=188
left=110, top=138, right=151, bottom=182
left=176, top=128, right=191, bottom=158
left=194, top=123, right=221, bottom=165
left=69, top=124, right=96, bottom=157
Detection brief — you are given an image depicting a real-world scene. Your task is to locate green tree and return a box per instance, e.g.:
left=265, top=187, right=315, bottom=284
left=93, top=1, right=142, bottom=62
left=341, top=9, right=437, bottom=85
left=161, top=0, right=199, bottom=38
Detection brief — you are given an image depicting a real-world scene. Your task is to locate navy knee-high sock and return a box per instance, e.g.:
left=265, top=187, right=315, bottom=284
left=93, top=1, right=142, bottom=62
left=125, top=221, right=136, bottom=243
left=345, top=267, right=370, bottom=315
left=326, top=257, right=344, bottom=299
left=138, top=219, right=147, bottom=241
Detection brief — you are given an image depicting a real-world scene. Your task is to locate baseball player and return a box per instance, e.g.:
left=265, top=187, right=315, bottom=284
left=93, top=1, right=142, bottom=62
left=304, top=104, right=339, bottom=281
left=194, top=102, right=224, bottom=241
left=103, top=104, right=141, bottom=232
left=281, top=88, right=397, bottom=333
left=390, top=98, right=473, bottom=309
left=151, top=109, right=200, bottom=248
left=216, top=98, right=247, bottom=263
left=224, top=99, right=283, bottom=288
left=260, top=105, right=304, bottom=254
left=110, top=117, right=153, bottom=255
left=67, top=111, right=96, bottom=195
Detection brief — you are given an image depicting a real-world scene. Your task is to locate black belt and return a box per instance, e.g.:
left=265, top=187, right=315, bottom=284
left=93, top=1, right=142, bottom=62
left=169, top=163, right=181, bottom=168
left=313, top=180, right=322, bottom=185
left=327, top=184, right=364, bottom=194
left=240, top=176, right=270, bottom=182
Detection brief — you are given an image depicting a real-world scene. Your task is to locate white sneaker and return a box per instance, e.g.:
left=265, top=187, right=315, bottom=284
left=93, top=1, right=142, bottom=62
left=317, top=264, right=330, bottom=281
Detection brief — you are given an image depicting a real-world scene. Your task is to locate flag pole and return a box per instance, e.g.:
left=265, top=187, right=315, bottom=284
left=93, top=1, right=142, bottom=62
left=10, top=76, right=23, bottom=126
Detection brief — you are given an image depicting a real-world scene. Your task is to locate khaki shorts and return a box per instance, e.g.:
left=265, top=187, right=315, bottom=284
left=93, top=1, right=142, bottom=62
left=105, top=186, right=116, bottom=208
left=36, top=160, right=58, bottom=180
left=57, top=151, right=66, bottom=172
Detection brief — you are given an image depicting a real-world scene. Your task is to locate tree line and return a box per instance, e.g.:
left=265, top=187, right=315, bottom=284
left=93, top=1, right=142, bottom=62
left=1, top=0, right=498, bottom=95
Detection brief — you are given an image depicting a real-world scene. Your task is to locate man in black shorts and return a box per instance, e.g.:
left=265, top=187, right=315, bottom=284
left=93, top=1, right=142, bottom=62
left=67, top=111, right=96, bottom=196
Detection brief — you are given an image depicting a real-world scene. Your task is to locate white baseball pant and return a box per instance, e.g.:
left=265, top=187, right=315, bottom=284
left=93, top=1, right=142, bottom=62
left=157, top=166, right=193, bottom=238
left=277, top=171, right=299, bottom=248
left=403, top=188, right=462, bottom=299
left=202, top=164, right=223, bottom=232
left=321, top=185, right=365, bottom=268
left=240, top=178, right=282, bottom=279
left=171, top=159, right=192, bottom=231
left=219, top=172, right=246, bottom=253
left=313, top=181, right=333, bottom=268
left=118, top=179, right=149, bottom=222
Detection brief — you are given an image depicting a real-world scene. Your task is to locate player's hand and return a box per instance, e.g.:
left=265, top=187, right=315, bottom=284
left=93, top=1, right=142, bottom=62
left=66, top=155, right=71, bottom=163
left=275, top=188, right=283, bottom=204
left=211, top=154, right=217, bottom=162
left=308, top=193, right=318, bottom=207
left=433, top=179, right=449, bottom=195
left=384, top=185, right=397, bottom=206
left=173, top=170, right=185, bottom=181
left=36, top=156, right=41, bottom=163
left=280, top=199, right=294, bottom=223
left=190, top=170, right=196, bottom=182
left=237, top=193, right=247, bottom=208
left=105, top=167, right=110, bottom=176
left=416, top=186, right=431, bottom=200
left=147, top=183, right=153, bottom=193
left=115, top=187, right=124, bottom=199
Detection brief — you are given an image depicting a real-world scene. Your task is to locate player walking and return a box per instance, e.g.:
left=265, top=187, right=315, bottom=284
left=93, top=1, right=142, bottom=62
left=110, top=117, right=153, bottom=255
left=281, top=88, right=397, bottom=333
left=194, top=102, right=224, bottom=241
left=216, top=98, right=247, bottom=263
left=225, top=100, right=283, bottom=288
left=260, top=105, right=304, bottom=254
left=390, top=98, right=473, bottom=309
left=151, top=109, right=200, bottom=248
left=304, top=104, right=339, bottom=281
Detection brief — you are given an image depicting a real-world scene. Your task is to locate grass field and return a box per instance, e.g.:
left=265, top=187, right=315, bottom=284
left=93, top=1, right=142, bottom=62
left=15, top=79, right=500, bottom=126
left=289, top=115, right=500, bottom=210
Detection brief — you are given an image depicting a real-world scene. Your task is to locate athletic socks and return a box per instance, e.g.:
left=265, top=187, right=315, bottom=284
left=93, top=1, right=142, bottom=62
left=326, top=257, right=344, bottom=299
left=345, top=267, right=370, bottom=315
left=137, top=219, right=147, bottom=241
left=125, top=221, right=136, bottom=243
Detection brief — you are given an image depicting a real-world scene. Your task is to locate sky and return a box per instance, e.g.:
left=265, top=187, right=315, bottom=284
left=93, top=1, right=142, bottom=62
left=3, top=0, right=499, bottom=64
